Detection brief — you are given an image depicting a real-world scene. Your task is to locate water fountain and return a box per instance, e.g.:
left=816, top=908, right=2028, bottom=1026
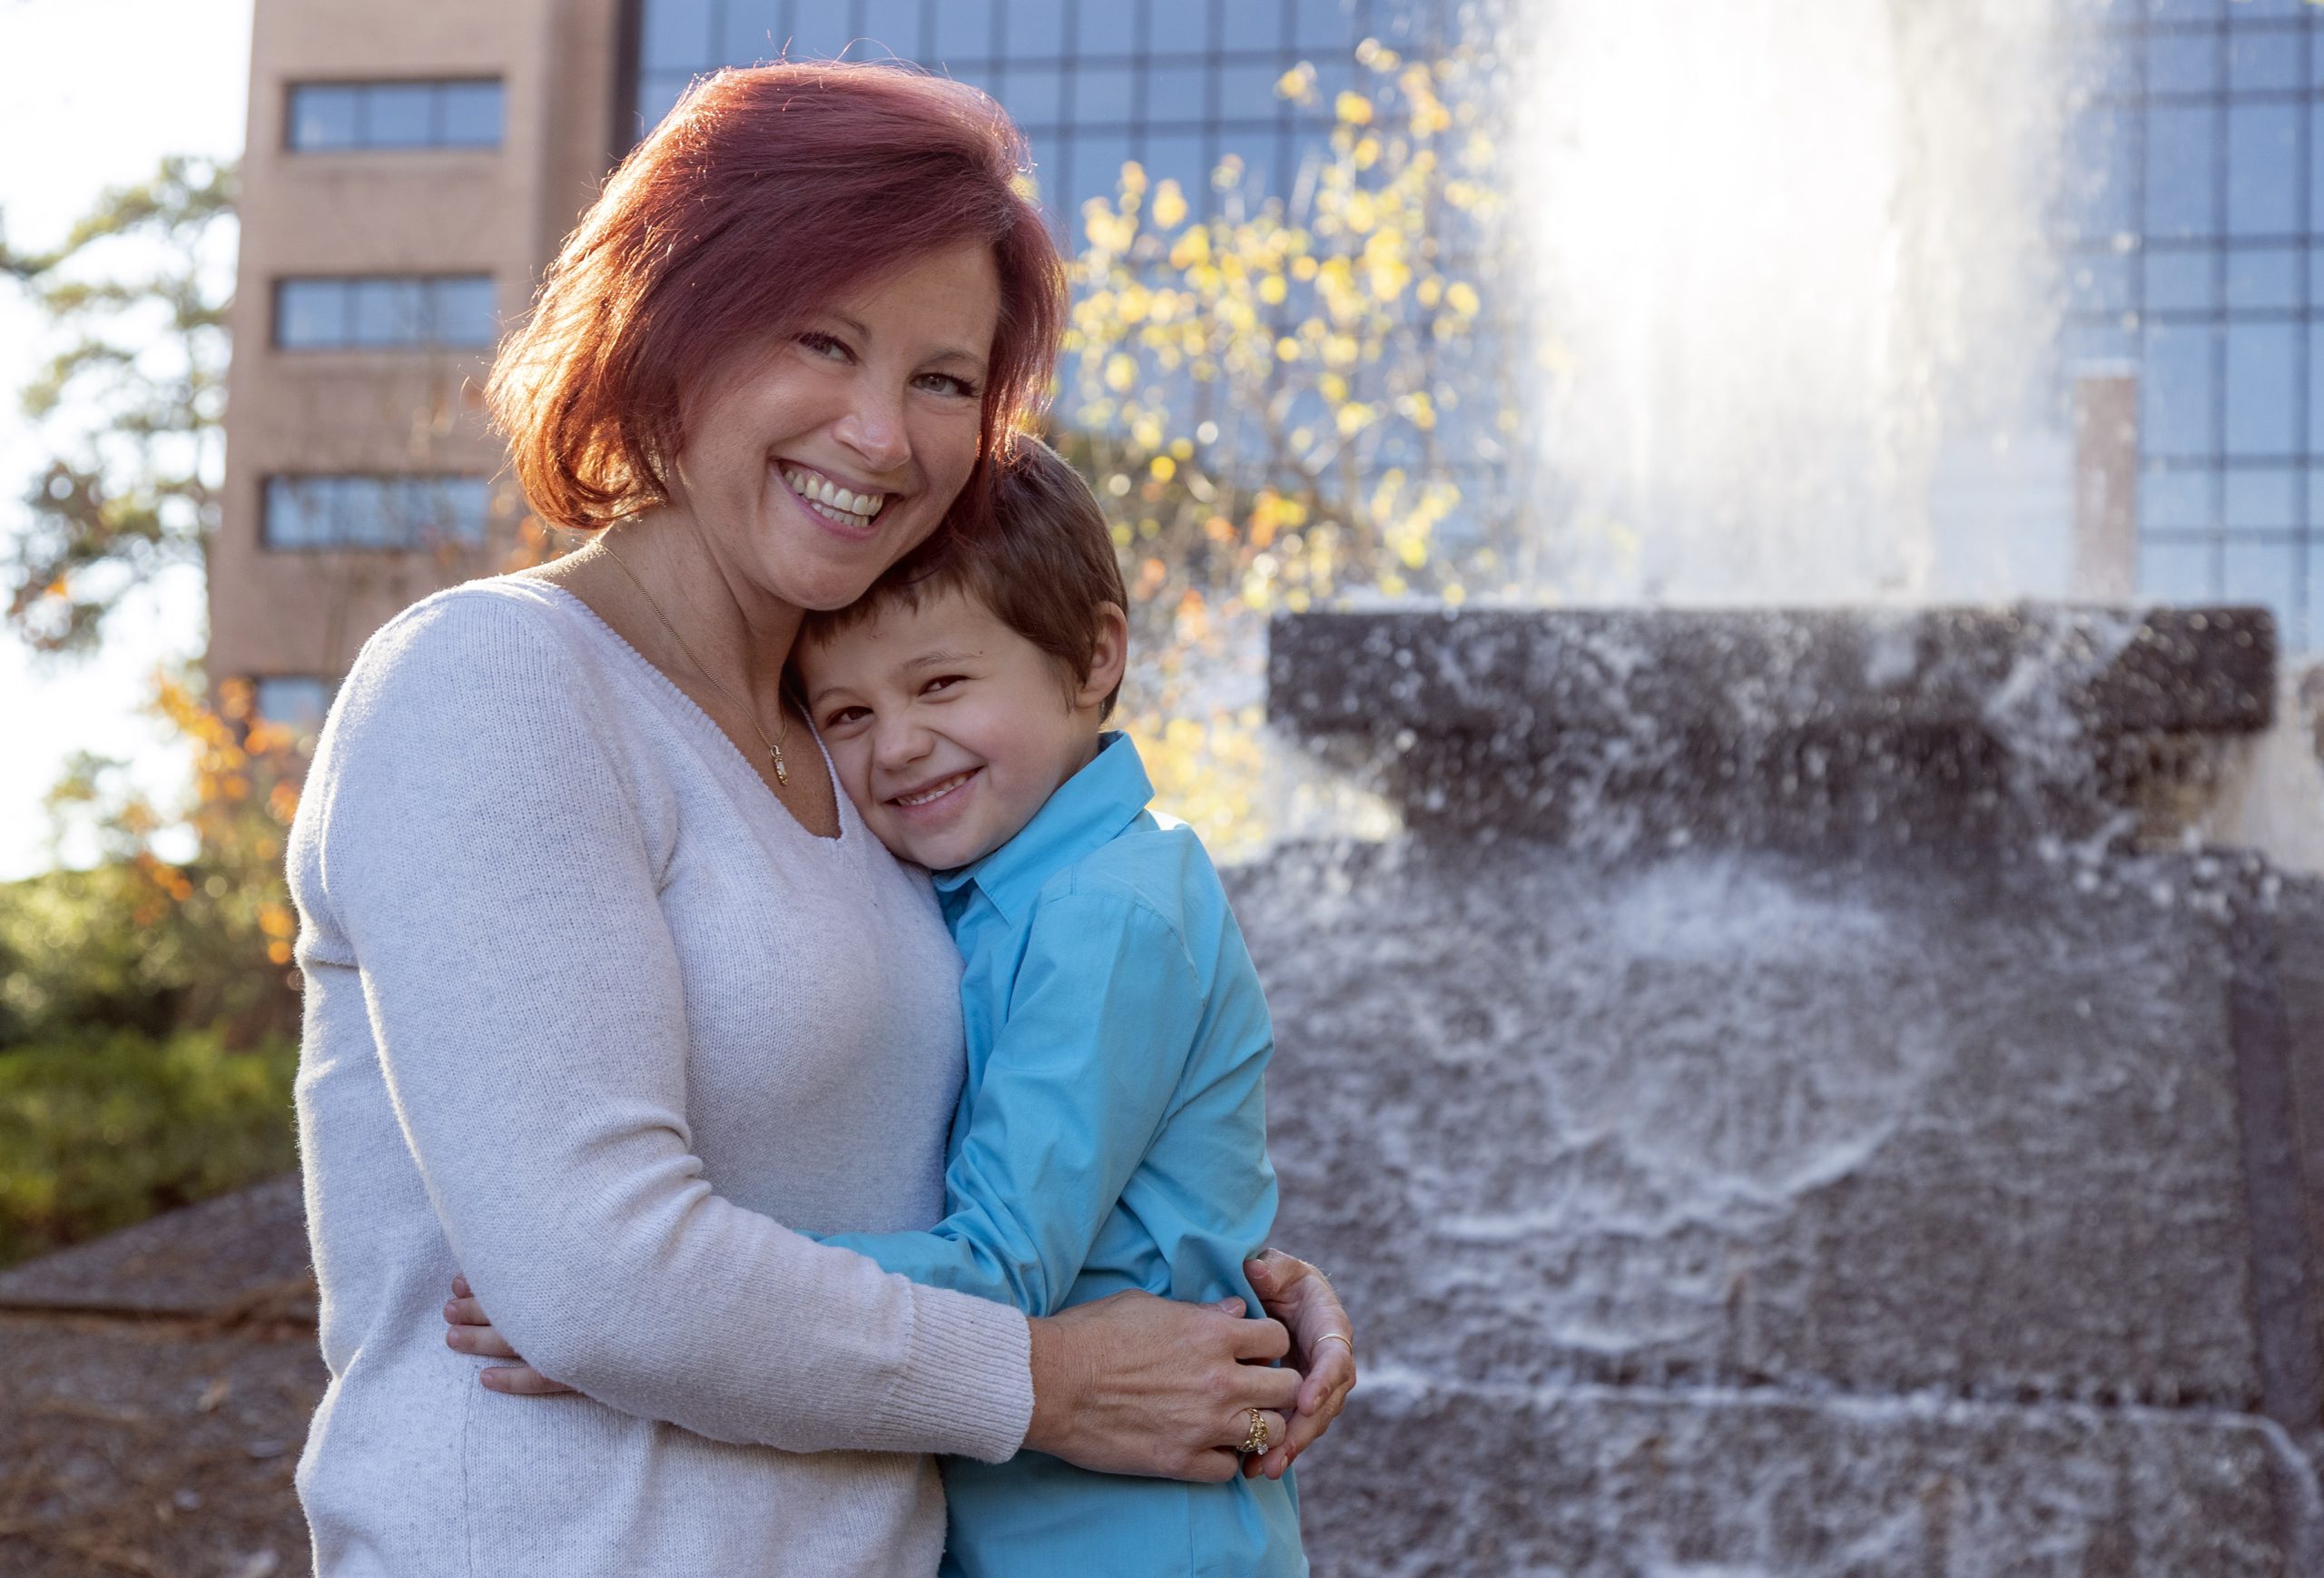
left=1226, top=2, right=2324, bottom=1570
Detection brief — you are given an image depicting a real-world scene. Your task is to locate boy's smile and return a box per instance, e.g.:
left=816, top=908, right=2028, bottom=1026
left=798, top=587, right=1126, bottom=871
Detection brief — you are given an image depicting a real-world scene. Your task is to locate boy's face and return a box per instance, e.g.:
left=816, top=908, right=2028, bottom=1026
left=798, top=587, right=1123, bottom=871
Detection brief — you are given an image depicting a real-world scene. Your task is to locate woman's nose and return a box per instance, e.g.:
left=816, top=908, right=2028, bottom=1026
left=833, top=380, right=911, bottom=474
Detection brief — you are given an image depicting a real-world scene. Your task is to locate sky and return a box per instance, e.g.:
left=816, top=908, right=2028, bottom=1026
left=0, top=0, right=252, bottom=878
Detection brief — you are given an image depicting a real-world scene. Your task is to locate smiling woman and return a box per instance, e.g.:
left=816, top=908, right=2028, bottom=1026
left=282, top=59, right=1352, bottom=1578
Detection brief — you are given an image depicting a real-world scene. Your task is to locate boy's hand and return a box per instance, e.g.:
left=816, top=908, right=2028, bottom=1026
left=1240, top=1250, right=1357, bottom=1480
left=444, top=1273, right=576, bottom=1395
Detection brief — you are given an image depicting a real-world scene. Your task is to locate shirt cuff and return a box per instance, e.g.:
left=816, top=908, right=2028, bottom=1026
left=869, top=1282, right=1035, bottom=1464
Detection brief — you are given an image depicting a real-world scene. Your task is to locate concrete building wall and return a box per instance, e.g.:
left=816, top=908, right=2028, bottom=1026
left=209, top=0, right=623, bottom=691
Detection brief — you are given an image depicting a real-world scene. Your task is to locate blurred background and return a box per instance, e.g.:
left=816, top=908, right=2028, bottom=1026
left=5, top=0, right=2324, bottom=1573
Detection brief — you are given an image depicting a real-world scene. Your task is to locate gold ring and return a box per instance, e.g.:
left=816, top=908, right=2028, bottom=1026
left=1241, top=1406, right=1269, bottom=1455
left=1313, top=1332, right=1354, bottom=1359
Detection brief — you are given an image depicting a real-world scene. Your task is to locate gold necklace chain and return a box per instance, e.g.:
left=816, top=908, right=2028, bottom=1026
left=596, top=534, right=790, bottom=786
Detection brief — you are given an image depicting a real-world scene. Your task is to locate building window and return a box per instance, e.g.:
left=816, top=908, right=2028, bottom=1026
left=625, top=0, right=1451, bottom=225
left=274, top=275, right=498, bottom=350
left=253, top=676, right=340, bottom=736
left=2064, top=5, right=2321, bottom=647
left=263, top=475, right=493, bottom=550
left=287, top=79, right=506, bottom=151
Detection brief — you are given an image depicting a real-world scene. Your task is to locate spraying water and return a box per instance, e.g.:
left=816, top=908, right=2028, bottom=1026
left=1503, top=0, right=2073, bottom=605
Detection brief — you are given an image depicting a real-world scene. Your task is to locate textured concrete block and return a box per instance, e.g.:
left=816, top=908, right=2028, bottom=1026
left=1265, top=607, right=2276, bottom=848
left=1292, top=1379, right=2315, bottom=1576
left=1232, top=841, right=2262, bottom=1408
left=0, top=1173, right=310, bottom=1318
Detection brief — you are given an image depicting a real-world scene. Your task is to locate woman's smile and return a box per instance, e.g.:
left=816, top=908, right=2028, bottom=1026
left=777, top=459, right=891, bottom=536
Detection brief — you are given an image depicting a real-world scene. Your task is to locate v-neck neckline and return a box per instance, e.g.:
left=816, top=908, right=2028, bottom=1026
left=532, top=580, right=852, bottom=847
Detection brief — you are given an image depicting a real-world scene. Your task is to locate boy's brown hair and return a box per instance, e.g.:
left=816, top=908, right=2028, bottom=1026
left=800, top=437, right=1129, bottom=718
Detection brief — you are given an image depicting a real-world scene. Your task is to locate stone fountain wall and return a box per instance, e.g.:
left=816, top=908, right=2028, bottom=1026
left=1233, top=606, right=2324, bottom=1574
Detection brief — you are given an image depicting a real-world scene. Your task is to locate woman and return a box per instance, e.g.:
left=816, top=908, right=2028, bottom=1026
left=287, top=61, right=1353, bottom=1578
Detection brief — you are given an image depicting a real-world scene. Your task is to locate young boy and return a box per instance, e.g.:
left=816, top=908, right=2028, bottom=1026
left=790, top=437, right=1306, bottom=1577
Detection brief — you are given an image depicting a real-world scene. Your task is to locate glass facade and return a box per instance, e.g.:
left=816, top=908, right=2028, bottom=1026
left=2066, top=0, right=2320, bottom=646
left=287, top=79, right=505, bottom=151
left=625, top=0, right=1504, bottom=544
left=630, top=0, right=1462, bottom=226
left=253, top=676, right=339, bottom=735
left=274, top=275, right=499, bottom=350
left=262, top=475, right=493, bottom=550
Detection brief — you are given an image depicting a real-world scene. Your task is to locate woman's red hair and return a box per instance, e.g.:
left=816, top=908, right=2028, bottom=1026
left=489, top=62, right=1065, bottom=532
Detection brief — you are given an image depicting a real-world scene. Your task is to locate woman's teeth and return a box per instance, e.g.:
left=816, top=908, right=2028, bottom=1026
left=783, top=467, right=886, bottom=528
left=895, top=771, right=973, bottom=808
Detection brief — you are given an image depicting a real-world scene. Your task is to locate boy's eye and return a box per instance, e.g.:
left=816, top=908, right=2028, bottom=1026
left=822, top=705, right=871, bottom=730
left=921, top=674, right=966, bottom=696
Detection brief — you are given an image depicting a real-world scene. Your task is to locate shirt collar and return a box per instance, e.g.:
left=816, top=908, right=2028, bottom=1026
left=931, top=731, right=1153, bottom=925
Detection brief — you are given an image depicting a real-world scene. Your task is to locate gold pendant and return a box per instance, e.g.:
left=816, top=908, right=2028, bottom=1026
left=771, top=743, right=789, bottom=786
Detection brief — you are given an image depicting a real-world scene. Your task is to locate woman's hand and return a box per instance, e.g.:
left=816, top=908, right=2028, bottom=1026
left=1021, top=1290, right=1301, bottom=1484
left=1240, top=1249, right=1358, bottom=1479
left=444, top=1275, right=574, bottom=1395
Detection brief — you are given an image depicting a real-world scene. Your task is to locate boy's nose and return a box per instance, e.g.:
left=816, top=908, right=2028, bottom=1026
left=872, top=719, right=934, bottom=771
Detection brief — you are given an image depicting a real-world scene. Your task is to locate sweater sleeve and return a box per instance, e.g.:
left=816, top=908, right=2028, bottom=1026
left=302, top=592, right=1032, bottom=1460
left=817, top=892, right=1204, bottom=1317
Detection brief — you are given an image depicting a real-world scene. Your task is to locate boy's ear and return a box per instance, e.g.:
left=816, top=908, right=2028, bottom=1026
left=1075, top=602, right=1130, bottom=713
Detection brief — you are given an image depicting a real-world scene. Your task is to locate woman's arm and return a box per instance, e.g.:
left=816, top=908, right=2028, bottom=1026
left=310, top=596, right=1030, bottom=1460
left=330, top=594, right=1303, bottom=1474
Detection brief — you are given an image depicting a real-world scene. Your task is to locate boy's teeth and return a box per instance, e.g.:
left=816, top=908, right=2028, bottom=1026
left=898, top=772, right=970, bottom=806
left=783, top=467, right=884, bottom=520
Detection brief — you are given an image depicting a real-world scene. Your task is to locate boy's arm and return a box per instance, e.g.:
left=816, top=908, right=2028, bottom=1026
left=819, top=889, right=1204, bottom=1317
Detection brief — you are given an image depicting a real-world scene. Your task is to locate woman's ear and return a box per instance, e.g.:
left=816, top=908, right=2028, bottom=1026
left=1076, top=602, right=1130, bottom=713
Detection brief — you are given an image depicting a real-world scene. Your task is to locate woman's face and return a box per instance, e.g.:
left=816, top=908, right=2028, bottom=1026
left=670, top=242, right=1003, bottom=612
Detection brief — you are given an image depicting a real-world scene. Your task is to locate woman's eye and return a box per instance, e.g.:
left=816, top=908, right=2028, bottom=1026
left=799, top=332, right=852, bottom=362
left=921, top=675, right=965, bottom=696
left=914, top=371, right=979, bottom=399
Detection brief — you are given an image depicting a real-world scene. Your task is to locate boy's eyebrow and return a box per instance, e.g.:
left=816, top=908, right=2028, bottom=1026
left=901, top=648, right=980, bottom=670
left=802, top=648, right=981, bottom=708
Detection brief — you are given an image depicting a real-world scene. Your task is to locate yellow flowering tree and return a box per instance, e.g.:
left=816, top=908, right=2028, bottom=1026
left=20, top=670, right=304, bottom=1045
left=1051, top=39, right=1513, bottom=853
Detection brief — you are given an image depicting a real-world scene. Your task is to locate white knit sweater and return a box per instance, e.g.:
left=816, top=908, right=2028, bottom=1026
left=288, top=578, right=1035, bottom=1577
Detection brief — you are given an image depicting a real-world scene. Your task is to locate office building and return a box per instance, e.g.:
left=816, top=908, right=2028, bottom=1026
left=2064, top=0, right=2324, bottom=648
left=210, top=0, right=1462, bottom=722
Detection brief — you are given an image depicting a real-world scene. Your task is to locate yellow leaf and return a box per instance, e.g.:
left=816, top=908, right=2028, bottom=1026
left=1446, top=281, right=1481, bottom=315
left=1257, top=274, right=1287, bottom=305
left=1335, top=92, right=1374, bottom=125
left=1104, top=353, right=1137, bottom=392
left=1149, top=455, right=1177, bottom=481
left=1152, top=180, right=1188, bottom=229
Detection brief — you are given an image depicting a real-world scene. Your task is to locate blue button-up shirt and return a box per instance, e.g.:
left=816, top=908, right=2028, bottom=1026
left=819, top=733, right=1304, bottom=1578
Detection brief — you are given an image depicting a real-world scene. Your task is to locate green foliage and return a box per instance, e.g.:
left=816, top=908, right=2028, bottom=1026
left=0, top=671, right=307, bottom=1269
left=3, top=154, right=236, bottom=654
left=5, top=672, right=306, bottom=1053
left=0, top=862, right=188, bottom=1045
left=0, top=1028, right=297, bottom=1269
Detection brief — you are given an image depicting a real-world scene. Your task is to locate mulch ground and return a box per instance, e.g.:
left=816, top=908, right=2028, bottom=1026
left=0, top=1180, right=323, bottom=1578
left=0, top=1285, right=323, bottom=1578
